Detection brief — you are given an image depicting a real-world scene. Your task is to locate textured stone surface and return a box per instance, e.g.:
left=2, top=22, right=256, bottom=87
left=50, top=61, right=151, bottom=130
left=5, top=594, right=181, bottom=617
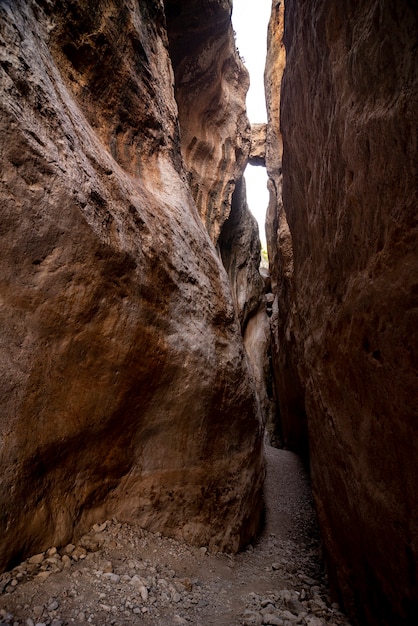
left=267, top=0, right=418, bottom=624
left=218, top=176, right=274, bottom=428
left=249, top=123, right=267, bottom=166
left=0, top=0, right=264, bottom=572
left=218, top=177, right=264, bottom=332
left=265, top=0, right=308, bottom=456
left=165, top=0, right=251, bottom=245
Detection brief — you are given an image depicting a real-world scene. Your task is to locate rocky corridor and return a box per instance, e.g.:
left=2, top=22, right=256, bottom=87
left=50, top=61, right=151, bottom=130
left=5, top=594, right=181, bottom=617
left=0, top=446, right=352, bottom=626
left=0, top=2, right=416, bottom=626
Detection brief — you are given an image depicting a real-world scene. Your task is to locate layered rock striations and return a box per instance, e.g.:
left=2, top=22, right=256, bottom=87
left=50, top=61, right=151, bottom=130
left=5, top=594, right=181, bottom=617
left=266, top=0, right=418, bottom=624
left=0, top=0, right=265, bottom=572
left=165, top=0, right=251, bottom=245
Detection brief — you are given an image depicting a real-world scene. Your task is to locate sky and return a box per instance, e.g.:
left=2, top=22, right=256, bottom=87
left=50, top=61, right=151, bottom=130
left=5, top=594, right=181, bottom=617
left=232, top=0, right=272, bottom=247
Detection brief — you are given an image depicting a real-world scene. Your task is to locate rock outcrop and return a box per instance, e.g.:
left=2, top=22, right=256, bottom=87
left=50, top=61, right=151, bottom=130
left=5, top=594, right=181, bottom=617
left=0, top=0, right=265, bottom=572
left=165, top=0, right=251, bottom=245
left=266, top=0, right=418, bottom=624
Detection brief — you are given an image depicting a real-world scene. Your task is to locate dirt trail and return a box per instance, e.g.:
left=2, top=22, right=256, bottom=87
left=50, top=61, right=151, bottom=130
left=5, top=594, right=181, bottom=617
left=0, top=446, right=352, bottom=626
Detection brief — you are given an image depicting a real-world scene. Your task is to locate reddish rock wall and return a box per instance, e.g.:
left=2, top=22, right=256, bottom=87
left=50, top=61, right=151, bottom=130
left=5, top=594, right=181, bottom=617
left=165, top=0, right=250, bottom=244
left=267, top=0, right=418, bottom=623
left=265, top=0, right=308, bottom=456
left=0, top=0, right=264, bottom=572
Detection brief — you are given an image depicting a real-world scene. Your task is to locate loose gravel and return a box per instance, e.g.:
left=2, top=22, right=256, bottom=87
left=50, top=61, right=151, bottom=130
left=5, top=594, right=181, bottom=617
left=0, top=446, right=352, bottom=626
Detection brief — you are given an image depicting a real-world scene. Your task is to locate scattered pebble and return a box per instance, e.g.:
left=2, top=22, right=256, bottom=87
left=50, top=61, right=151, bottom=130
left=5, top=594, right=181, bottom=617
left=0, top=449, right=352, bottom=626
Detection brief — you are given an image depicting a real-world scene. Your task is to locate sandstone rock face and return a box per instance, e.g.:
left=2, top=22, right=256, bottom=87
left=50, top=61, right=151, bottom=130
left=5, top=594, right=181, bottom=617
left=217, top=176, right=274, bottom=429
left=267, top=0, right=418, bottom=624
left=218, top=177, right=265, bottom=331
left=265, top=0, right=308, bottom=456
left=249, top=123, right=267, bottom=166
left=0, top=0, right=264, bottom=572
left=165, top=0, right=251, bottom=244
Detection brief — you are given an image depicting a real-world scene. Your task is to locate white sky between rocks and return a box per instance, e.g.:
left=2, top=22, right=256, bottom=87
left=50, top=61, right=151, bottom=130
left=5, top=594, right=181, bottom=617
left=232, top=0, right=271, bottom=247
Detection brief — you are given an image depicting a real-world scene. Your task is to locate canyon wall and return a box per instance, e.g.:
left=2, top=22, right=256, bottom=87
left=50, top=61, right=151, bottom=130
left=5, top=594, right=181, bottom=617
left=266, top=0, right=418, bottom=624
left=265, top=0, right=308, bottom=456
left=165, top=0, right=251, bottom=245
left=0, top=0, right=265, bottom=572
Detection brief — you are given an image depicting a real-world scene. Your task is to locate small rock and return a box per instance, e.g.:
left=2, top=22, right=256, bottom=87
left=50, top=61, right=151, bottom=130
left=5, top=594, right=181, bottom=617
left=271, top=563, right=281, bottom=571
left=92, top=521, right=108, bottom=533
left=33, top=606, right=44, bottom=618
left=61, top=544, right=75, bottom=555
left=71, top=546, right=87, bottom=560
left=26, top=620, right=35, bottom=626
left=102, top=573, right=120, bottom=584
left=28, top=554, right=44, bottom=565
left=262, top=616, right=284, bottom=626
left=80, top=534, right=102, bottom=552
left=47, top=600, right=59, bottom=611
left=280, top=610, right=297, bottom=621
left=179, top=577, right=192, bottom=592
left=243, top=611, right=263, bottom=626
left=287, top=598, right=305, bottom=615
left=51, top=621, right=63, bottom=626
left=171, top=591, right=181, bottom=603
left=305, top=618, right=326, bottom=626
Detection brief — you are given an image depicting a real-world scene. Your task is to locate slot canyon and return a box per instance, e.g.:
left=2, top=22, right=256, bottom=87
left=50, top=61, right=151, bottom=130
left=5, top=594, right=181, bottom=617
left=0, top=1, right=416, bottom=625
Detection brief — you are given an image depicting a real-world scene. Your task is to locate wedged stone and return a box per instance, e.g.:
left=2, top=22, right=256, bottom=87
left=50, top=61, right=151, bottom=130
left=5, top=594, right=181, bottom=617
left=249, top=124, right=267, bottom=166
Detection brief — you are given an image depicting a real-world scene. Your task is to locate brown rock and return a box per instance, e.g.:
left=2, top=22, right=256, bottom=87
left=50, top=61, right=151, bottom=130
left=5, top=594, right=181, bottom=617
left=218, top=175, right=275, bottom=429
left=166, top=0, right=251, bottom=244
left=0, top=0, right=264, bottom=571
left=266, top=0, right=418, bottom=623
left=249, top=124, right=267, bottom=166
left=265, top=0, right=308, bottom=456
left=218, top=177, right=265, bottom=331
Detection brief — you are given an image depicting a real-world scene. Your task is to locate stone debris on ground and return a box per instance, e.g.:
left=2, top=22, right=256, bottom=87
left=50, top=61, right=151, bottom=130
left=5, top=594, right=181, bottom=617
left=0, top=448, right=352, bottom=626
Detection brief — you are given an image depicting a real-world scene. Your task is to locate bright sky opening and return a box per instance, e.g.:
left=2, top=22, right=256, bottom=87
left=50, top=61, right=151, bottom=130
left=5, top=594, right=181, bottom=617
left=232, top=0, right=271, bottom=247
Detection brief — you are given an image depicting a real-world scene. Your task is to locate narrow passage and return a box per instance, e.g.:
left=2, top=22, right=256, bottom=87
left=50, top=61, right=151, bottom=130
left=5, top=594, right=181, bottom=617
left=0, top=447, right=352, bottom=626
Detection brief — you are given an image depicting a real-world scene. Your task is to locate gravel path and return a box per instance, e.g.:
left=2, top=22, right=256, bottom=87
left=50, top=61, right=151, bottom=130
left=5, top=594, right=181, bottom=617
left=0, top=446, right=352, bottom=626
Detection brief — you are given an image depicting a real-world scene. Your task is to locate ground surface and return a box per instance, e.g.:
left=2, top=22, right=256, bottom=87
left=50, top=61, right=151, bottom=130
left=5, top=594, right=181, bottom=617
left=0, top=446, right=352, bottom=626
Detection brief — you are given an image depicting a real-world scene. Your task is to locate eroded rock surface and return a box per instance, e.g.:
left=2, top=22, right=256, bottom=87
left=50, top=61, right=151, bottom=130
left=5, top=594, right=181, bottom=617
left=217, top=176, right=274, bottom=430
left=165, top=0, right=251, bottom=244
left=0, top=0, right=264, bottom=572
left=266, top=0, right=418, bottom=624
left=265, top=0, right=308, bottom=456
